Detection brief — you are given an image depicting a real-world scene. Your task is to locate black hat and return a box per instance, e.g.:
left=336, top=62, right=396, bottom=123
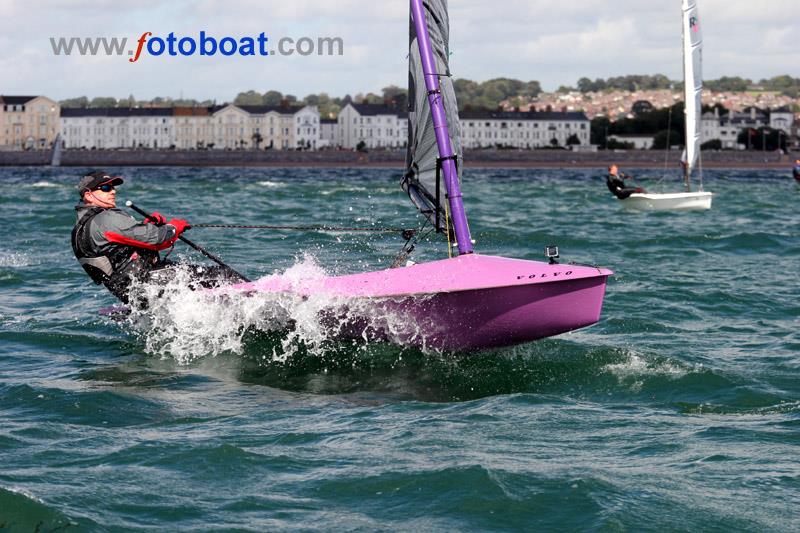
left=77, top=170, right=123, bottom=196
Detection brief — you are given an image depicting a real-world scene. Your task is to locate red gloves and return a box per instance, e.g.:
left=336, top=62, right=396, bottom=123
left=144, top=211, right=167, bottom=225
left=167, top=218, right=191, bottom=237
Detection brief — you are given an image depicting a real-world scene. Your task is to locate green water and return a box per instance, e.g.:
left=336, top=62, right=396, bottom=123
left=0, top=166, right=798, bottom=530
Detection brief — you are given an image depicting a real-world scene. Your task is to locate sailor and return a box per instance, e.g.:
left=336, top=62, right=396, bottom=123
left=793, top=159, right=800, bottom=181
left=606, top=165, right=645, bottom=200
left=71, top=170, right=194, bottom=304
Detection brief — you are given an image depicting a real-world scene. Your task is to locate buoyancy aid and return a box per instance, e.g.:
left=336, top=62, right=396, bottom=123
left=71, top=207, right=160, bottom=301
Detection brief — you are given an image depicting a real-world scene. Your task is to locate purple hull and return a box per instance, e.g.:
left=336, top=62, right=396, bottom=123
left=229, top=254, right=612, bottom=351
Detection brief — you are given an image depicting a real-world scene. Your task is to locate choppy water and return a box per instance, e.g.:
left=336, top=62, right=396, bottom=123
left=1, top=166, right=798, bottom=531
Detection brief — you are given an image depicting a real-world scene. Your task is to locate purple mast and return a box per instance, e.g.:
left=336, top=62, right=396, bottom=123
left=410, top=0, right=473, bottom=255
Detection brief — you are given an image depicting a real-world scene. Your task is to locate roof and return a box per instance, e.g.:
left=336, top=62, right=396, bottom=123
left=320, top=118, right=337, bottom=124
left=349, top=103, right=404, bottom=116
left=60, top=107, right=173, bottom=117
left=173, top=106, right=210, bottom=116
left=237, top=104, right=305, bottom=115
left=459, top=108, right=589, bottom=121
left=1, top=95, right=38, bottom=105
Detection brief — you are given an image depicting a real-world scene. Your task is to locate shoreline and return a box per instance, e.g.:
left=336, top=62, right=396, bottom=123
left=0, top=148, right=793, bottom=170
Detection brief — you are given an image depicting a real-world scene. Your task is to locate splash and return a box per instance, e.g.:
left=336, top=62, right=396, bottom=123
left=603, top=352, right=700, bottom=381
left=125, top=256, right=434, bottom=365
left=31, top=181, right=59, bottom=188
left=0, top=252, right=33, bottom=268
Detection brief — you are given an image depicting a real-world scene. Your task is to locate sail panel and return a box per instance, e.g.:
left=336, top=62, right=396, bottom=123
left=402, top=0, right=462, bottom=231
left=682, top=0, right=703, bottom=178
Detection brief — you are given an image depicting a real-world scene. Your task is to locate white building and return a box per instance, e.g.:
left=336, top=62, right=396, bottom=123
left=60, top=104, right=320, bottom=150
left=319, top=118, right=337, bottom=148
left=700, top=106, right=790, bottom=150
left=61, top=108, right=175, bottom=149
left=459, top=109, right=591, bottom=149
left=769, top=107, right=794, bottom=133
left=337, top=103, right=408, bottom=149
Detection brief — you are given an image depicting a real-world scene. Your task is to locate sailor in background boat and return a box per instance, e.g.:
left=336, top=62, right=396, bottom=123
left=606, top=164, right=646, bottom=200
left=793, top=159, right=800, bottom=182
left=71, top=171, right=226, bottom=305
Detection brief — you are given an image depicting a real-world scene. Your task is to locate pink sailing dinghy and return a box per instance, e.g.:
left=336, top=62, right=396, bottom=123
left=226, top=0, right=612, bottom=351
left=230, top=254, right=610, bottom=351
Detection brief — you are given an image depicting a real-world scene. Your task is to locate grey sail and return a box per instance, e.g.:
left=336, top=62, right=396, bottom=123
left=51, top=133, right=62, bottom=167
left=402, top=0, right=462, bottom=232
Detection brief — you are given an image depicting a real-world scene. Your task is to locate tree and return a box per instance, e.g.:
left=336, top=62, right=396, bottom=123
left=251, top=131, right=263, bottom=150
left=652, top=129, right=681, bottom=150
left=263, top=90, right=283, bottom=106
left=606, top=138, right=634, bottom=150
left=705, top=76, right=752, bottom=92
left=234, top=90, right=263, bottom=106
left=577, top=77, right=594, bottom=93
left=759, top=75, right=800, bottom=98
left=566, top=133, right=581, bottom=146
left=356, top=140, right=367, bottom=152
left=631, top=100, right=654, bottom=117
left=736, top=127, right=784, bottom=151
left=590, top=116, right=611, bottom=147
left=59, top=96, right=89, bottom=108
left=118, top=94, right=136, bottom=107
left=701, top=139, right=722, bottom=150
left=89, top=96, right=117, bottom=107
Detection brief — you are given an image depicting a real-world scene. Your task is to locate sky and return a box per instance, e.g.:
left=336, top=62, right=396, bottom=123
left=0, top=0, right=797, bottom=102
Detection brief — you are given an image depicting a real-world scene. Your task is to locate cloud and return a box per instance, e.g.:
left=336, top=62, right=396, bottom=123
left=0, top=0, right=797, bottom=101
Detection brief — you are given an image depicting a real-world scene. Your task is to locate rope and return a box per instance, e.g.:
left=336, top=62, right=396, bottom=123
left=192, top=223, right=414, bottom=236
left=445, top=199, right=452, bottom=258
left=390, top=218, right=434, bottom=268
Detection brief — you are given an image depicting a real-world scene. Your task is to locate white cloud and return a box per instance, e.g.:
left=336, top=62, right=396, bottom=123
left=0, top=0, right=796, bottom=101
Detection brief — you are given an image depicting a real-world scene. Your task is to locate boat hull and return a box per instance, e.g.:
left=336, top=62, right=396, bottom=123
left=621, top=191, right=713, bottom=211
left=340, top=275, right=609, bottom=350
left=229, top=254, right=612, bottom=351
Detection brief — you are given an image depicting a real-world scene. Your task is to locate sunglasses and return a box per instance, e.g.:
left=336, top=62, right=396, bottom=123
left=94, top=184, right=115, bottom=192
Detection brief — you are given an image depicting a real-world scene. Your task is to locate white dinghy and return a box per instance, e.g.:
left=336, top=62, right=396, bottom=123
left=621, top=0, right=712, bottom=212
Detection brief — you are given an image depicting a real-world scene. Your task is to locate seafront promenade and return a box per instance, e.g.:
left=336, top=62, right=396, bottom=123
left=0, top=148, right=791, bottom=169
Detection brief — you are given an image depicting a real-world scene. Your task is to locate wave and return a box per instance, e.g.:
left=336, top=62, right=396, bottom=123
left=0, top=486, right=88, bottom=530
left=256, top=180, right=286, bottom=188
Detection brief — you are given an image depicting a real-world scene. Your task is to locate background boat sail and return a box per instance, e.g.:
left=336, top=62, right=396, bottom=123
left=621, top=0, right=713, bottom=211
left=228, top=0, right=612, bottom=351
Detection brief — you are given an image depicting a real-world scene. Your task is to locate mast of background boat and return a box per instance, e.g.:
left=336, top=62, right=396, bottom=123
left=410, top=0, right=473, bottom=255
left=681, top=0, right=703, bottom=192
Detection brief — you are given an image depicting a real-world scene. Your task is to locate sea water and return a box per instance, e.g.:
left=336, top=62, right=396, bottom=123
left=0, top=166, right=798, bottom=530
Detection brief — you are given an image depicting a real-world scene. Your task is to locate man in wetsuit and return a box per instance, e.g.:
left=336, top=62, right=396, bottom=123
left=606, top=164, right=645, bottom=200
left=793, top=159, right=800, bottom=182
left=71, top=170, right=193, bottom=304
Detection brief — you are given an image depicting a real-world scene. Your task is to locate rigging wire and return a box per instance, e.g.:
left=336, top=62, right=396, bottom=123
left=191, top=223, right=414, bottom=237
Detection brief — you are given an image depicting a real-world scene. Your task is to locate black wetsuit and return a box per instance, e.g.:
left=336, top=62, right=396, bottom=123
left=72, top=203, right=232, bottom=304
left=606, top=173, right=642, bottom=200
